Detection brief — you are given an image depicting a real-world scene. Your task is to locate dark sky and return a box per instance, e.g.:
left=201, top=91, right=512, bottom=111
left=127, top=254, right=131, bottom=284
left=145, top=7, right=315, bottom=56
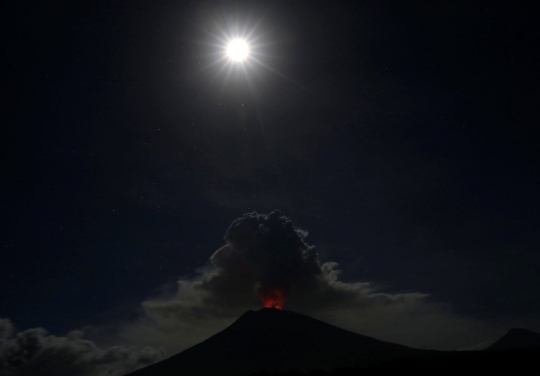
left=2, top=0, right=540, bottom=370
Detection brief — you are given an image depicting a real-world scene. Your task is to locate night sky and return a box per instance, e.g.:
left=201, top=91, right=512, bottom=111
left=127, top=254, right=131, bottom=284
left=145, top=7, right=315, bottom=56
left=3, top=0, right=540, bottom=374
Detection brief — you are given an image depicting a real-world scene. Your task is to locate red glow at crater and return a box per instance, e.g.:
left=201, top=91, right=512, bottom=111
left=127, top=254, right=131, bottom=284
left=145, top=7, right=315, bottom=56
left=258, top=287, right=288, bottom=310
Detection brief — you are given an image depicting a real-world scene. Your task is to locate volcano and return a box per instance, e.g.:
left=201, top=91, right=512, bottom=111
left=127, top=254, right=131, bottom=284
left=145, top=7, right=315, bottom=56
left=126, top=308, right=421, bottom=376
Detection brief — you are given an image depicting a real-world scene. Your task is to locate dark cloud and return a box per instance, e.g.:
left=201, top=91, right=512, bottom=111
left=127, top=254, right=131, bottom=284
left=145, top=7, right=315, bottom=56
left=0, top=319, right=164, bottom=376
left=213, top=211, right=320, bottom=307
left=120, top=212, right=499, bottom=352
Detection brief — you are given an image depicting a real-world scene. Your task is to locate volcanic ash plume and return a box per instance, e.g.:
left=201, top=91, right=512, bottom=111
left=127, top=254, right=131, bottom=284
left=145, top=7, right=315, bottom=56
left=133, top=210, right=496, bottom=353
left=214, top=210, right=321, bottom=309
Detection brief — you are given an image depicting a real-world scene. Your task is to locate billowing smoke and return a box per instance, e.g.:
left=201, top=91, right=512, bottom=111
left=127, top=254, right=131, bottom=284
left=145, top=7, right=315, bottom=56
left=120, top=211, right=497, bottom=353
left=219, top=211, right=320, bottom=309
left=0, top=318, right=164, bottom=376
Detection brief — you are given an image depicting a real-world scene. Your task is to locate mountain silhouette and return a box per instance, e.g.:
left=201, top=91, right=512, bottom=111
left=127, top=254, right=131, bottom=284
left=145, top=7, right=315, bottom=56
left=487, top=328, right=540, bottom=350
left=126, top=308, right=421, bottom=376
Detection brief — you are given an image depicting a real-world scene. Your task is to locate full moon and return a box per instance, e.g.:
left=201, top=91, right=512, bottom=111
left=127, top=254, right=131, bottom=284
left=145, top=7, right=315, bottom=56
left=226, top=39, right=249, bottom=62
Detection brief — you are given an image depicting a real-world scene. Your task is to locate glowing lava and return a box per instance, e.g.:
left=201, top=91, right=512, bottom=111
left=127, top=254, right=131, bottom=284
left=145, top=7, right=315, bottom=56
left=258, top=287, right=288, bottom=310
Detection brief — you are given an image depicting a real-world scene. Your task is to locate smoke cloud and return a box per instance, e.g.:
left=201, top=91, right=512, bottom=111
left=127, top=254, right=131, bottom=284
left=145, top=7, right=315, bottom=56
left=216, top=210, right=320, bottom=309
left=0, top=318, right=164, bottom=376
left=120, top=211, right=498, bottom=353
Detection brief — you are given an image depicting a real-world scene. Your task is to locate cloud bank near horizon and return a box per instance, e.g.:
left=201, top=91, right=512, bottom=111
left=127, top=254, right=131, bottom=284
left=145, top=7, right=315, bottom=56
left=0, top=318, right=163, bottom=376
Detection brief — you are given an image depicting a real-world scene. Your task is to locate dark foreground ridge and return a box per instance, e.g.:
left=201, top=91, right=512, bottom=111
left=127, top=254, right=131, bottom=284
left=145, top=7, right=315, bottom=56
left=126, top=308, right=420, bottom=376
left=126, top=309, right=540, bottom=376
left=254, top=348, right=540, bottom=376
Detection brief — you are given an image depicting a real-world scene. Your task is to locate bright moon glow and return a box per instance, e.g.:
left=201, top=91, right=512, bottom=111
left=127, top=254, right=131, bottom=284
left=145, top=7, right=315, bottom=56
left=226, top=39, right=249, bottom=61
left=200, top=17, right=288, bottom=90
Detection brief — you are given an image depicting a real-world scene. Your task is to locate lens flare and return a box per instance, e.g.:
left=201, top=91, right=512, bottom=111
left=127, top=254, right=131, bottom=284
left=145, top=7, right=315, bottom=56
left=258, top=287, right=287, bottom=310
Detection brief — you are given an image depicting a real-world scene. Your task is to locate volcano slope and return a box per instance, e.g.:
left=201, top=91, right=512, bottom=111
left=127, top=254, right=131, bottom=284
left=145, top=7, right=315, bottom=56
left=486, top=328, right=540, bottom=350
left=126, top=308, right=422, bottom=376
